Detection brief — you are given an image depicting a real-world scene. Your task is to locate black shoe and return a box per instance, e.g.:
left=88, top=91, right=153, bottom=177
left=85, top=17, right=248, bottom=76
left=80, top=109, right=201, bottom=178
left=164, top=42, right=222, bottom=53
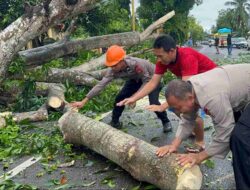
left=110, top=121, right=123, bottom=129
left=163, top=122, right=172, bottom=133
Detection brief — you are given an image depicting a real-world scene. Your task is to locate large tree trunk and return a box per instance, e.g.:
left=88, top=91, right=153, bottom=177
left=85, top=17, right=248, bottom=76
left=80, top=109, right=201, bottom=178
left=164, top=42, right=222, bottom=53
left=18, top=11, right=175, bottom=67
left=0, top=82, right=63, bottom=106
left=12, top=68, right=99, bottom=87
left=70, top=54, right=106, bottom=73
left=58, top=111, right=202, bottom=190
left=0, top=0, right=99, bottom=82
left=40, top=68, right=98, bottom=86
left=19, top=32, right=140, bottom=66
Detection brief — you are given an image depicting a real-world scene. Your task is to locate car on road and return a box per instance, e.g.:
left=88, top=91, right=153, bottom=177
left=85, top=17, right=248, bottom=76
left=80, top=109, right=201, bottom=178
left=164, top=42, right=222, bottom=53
left=247, top=39, right=250, bottom=50
left=208, top=39, right=215, bottom=47
left=232, top=37, right=248, bottom=49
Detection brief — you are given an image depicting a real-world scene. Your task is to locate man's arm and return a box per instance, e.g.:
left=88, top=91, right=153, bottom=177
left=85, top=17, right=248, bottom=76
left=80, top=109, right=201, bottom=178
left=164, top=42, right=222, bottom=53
left=204, top=94, right=235, bottom=159
left=132, top=74, right=162, bottom=99
left=117, top=74, right=162, bottom=106
left=177, top=94, right=234, bottom=167
left=70, top=71, right=113, bottom=108
left=146, top=76, right=192, bottom=112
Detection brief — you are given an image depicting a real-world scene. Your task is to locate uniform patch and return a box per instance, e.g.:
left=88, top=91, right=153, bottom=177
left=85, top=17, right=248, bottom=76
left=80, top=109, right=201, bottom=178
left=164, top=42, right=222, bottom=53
left=135, top=65, right=144, bottom=74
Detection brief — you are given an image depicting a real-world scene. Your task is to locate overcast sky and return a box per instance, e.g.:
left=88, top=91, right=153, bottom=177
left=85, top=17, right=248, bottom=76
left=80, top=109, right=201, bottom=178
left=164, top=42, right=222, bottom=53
left=189, top=0, right=229, bottom=32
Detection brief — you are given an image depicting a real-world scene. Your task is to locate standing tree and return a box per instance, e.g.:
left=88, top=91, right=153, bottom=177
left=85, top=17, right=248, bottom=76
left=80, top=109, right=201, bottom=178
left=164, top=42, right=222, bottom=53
left=137, top=0, right=203, bottom=43
left=187, top=16, right=204, bottom=45
left=75, top=0, right=131, bottom=37
left=216, top=9, right=236, bottom=32
left=225, top=0, right=250, bottom=37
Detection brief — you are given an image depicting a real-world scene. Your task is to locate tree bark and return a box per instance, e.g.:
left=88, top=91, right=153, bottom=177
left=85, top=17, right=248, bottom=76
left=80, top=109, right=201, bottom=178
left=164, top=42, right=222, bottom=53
left=47, top=84, right=66, bottom=109
left=18, top=11, right=175, bottom=67
left=0, top=0, right=99, bottom=82
left=42, top=68, right=99, bottom=86
left=19, top=32, right=140, bottom=66
left=70, top=54, right=106, bottom=73
left=139, top=11, right=175, bottom=41
left=12, top=68, right=99, bottom=87
left=0, top=104, right=48, bottom=125
left=35, top=82, right=62, bottom=96
left=58, top=111, right=202, bottom=190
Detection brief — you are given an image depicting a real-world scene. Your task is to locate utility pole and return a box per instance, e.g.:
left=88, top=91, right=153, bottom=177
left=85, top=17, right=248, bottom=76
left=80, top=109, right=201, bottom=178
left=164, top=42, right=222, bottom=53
left=131, top=0, right=136, bottom=31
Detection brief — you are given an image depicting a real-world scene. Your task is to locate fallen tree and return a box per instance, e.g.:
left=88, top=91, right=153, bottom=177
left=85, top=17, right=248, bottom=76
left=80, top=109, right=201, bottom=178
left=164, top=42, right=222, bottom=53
left=18, top=11, right=175, bottom=67
left=0, top=0, right=99, bottom=82
left=0, top=104, right=48, bottom=126
left=11, top=68, right=99, bottom=87
left=58, top=111, right=202, bottom=190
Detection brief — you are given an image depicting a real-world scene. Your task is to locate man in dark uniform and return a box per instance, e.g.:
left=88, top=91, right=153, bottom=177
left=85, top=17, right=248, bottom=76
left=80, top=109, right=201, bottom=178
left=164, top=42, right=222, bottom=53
left=70, top=45, right=171, bottom=132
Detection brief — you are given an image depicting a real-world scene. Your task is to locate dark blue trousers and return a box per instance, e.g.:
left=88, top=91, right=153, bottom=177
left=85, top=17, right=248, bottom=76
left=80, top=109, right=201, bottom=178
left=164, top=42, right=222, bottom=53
left=112, top=79, right=169, bottom=124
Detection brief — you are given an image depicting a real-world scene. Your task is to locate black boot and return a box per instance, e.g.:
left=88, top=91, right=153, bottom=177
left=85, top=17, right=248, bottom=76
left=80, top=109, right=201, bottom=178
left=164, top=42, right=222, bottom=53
left=162, top=122, right=172, bottom=133
left=110, top=121, right=123, bottom=129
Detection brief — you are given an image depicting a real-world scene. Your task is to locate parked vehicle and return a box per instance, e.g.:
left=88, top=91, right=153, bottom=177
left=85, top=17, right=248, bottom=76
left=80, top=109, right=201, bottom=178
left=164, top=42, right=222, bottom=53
left=208, top=39, right=215, bottom=47
left=233, top=37, right=248, bottom=49
left=247, top=39, right=250, bottom=50
left=232, top=38, right=238, bottom=48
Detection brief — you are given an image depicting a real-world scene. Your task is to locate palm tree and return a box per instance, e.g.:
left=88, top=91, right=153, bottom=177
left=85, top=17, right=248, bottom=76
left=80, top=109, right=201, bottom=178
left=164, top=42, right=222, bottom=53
left=225, top=0, right=250, bottom=36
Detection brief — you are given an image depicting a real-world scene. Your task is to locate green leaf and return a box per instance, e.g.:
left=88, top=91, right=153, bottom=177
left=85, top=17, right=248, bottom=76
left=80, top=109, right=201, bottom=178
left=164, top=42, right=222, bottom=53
left=107, top=180, right=116, bottom=188
left=36, top=171, right=44, bottom=178
left=144, top=184, right=159, bottom=190
left=85, top=160, right=94, bottom=167
left=49, top=179, right=61, bottom=185
left=203, top=159, right=215, bottom=169
left=80, top=181, right=96, bottom=187
left=54, top=184, right=72, bottom=190
left=130, top=185, right=141, bottom=190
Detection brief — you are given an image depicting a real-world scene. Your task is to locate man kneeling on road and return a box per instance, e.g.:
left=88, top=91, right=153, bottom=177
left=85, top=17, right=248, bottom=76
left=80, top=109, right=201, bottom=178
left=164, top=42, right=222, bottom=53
left=117, top=34, right=217, bottom=152
left=157, top=64, right=250, bottom=190
left=70, top=45, right=171, bottom=132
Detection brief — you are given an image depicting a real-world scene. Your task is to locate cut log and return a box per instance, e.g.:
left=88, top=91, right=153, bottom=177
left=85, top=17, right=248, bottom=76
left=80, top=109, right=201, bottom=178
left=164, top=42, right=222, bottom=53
left=46, top=83, right=77, bottom=113
left=0, top=82, right=62, bottom=106
left=35, top=82, right=62, bottom=96
left=43, top=68, right=99, bottom=86
left=47, top=84, right=66, bottom=110
left=18, top=11, right=175, bottom=67
left=0, top=104, right=48, bottom=126
left=0, top=0, right=99, bottom=82
left=11, top=68, right=99, bottom=87
left=58, top=111, right=202, bottom=190
left=19, top=32, right=140, bottom=67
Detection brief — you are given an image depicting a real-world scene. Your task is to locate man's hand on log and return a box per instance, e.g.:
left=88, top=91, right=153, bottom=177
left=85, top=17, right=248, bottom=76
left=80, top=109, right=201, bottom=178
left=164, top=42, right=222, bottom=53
left=146, top=104, right=165, bottom=112
left=69, top=101, right=84, bottom=109
left=156, top=145, right=177, bottom=157
left=116, top=97, right=136, bottom=107
left=176, top=153, right=200, bottom=167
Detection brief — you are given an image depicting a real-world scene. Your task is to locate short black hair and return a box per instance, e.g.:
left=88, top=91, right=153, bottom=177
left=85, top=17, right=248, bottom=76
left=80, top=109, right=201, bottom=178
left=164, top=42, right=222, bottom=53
left=165, top=79, right=192, bottom=100
left=153, top=34, right=176, bottom=52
